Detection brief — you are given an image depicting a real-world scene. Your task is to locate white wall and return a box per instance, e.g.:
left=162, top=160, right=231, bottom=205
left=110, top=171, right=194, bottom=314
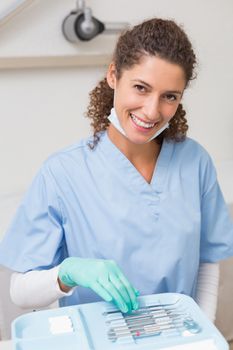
left=0, top=0, right=233, bottom=195
left=0, top=67, right=104, bottom=194
left=0, top=0, right=233, bottom=341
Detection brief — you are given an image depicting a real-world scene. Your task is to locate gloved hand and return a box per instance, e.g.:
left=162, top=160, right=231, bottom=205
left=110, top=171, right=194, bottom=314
left=58, top=257, right=139, bottom=313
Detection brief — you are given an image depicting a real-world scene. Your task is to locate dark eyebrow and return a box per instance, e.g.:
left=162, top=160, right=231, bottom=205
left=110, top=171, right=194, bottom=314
left=131, top=79, right=152, bottom=88
left=166, top=90, right=183, bottom=95
left=131, top=79, right=183, bottom=95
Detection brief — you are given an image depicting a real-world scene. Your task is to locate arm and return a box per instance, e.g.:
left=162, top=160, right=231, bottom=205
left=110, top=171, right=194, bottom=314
left=10, top=266, right=73, bottom=309
left=195, top=262, right=219, bottom=322
left=10, top=258, right=139, bottom=313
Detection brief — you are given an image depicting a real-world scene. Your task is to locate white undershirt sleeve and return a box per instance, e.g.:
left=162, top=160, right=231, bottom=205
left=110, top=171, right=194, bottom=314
left=195, top=263, right=219, bottom=323
left=10, top=266, right=74, bottom=309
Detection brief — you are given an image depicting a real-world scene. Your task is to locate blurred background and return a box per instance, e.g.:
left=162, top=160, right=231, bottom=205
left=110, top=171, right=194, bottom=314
left=0, top=0, right=232, bottom=343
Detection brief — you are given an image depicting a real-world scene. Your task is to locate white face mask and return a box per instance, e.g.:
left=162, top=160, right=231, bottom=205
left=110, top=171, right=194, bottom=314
left=108, top=108, right=169, bottom=143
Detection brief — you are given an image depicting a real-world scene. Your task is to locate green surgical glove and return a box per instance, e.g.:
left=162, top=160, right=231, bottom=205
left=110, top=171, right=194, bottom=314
left=58, top=257, right=139, bottom=313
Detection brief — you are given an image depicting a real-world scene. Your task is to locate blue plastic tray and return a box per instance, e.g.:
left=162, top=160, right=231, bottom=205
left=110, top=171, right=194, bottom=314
left=12, top=293, right=228, bottom=350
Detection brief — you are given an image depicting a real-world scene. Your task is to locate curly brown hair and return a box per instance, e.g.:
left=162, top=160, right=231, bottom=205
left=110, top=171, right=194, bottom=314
left=86, top=18, right=196, bottom=147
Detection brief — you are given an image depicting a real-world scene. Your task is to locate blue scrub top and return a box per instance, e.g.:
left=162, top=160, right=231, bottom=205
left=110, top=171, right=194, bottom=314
left=0, top=131, right=232, bottom=307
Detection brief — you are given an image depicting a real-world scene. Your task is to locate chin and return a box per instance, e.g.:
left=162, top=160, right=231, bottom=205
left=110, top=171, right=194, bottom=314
left=126, top=126, right=156, bottom=144
left=127, top=135, right=152, bottom=145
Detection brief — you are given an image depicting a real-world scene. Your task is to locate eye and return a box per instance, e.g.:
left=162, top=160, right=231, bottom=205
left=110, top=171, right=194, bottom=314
left=164, top=94, right=177, bottom=102
left=134, top=84, right=146, bottom=93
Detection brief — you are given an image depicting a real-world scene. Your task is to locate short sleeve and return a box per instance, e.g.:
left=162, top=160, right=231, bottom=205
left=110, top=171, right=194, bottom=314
left=0, top=164, right=66, bottom=272
left=200, top=156, right=233, bottom=262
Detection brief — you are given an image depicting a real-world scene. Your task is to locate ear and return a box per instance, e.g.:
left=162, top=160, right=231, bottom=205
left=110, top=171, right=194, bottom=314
left=106, top=62, right=117, bottom=89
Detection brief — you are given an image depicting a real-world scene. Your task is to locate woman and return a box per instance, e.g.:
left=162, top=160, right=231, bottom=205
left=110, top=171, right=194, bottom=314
left=0, top=18, right=232, bottom=321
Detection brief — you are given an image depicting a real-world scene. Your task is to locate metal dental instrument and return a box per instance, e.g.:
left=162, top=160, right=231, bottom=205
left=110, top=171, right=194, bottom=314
left=107, top=308, right=176, bottom=322
left=108, top=317, right=202, bottom=342
left=105, top=299, right=201, bottom=343
left=107, top=313, right=183, bottom=326
left=107, top=311, right=183, bottom=329
left=108, top=323, right=183, bottom=342
left=106, top=309, right=183, bottom=323
left=103, top=299, right=180, bottom=316
left=108, top=318, right=182, bottom=333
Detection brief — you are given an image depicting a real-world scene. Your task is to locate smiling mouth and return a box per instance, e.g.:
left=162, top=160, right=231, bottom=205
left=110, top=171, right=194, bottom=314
left=130, top=113, right=158, bottom=129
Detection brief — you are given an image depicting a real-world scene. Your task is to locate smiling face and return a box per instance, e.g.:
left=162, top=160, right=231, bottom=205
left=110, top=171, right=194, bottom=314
left=107, top=55, right=186, bottom=144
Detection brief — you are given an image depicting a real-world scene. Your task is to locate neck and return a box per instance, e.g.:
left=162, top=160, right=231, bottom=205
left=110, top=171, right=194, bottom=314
left=107, top=124, right=161, bottom=164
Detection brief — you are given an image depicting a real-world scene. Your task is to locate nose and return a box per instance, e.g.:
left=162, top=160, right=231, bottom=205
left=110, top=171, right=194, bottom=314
left=142, top=95, right=160, bottom=121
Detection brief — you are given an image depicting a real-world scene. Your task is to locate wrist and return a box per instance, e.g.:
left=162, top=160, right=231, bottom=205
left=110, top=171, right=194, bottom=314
left=57, top=277, right=73, bottom=293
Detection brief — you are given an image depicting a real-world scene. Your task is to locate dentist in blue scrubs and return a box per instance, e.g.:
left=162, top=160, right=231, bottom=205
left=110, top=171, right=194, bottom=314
left=0, top=18, right=232, bottom=320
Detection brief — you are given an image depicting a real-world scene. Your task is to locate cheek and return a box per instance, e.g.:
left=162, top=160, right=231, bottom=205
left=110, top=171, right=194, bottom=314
left=114, top=91, right=139, bottom=109
left=162, top=104, right=179, bottom=119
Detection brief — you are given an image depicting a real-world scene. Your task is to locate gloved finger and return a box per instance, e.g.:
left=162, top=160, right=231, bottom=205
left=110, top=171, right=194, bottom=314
left=109, top=273, right=132, bottom=312
left=98, top=277, right=128, bottom=313
left=112, top=264, right=138, bottom=310
left=91, top=282, right=113, bottom=302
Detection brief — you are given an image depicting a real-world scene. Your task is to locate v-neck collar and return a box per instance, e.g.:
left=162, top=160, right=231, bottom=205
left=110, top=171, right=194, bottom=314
left=98, top=131, right=174, bottom=194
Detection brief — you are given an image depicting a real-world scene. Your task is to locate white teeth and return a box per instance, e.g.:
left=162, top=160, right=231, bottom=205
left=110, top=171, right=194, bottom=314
left=130, top=114, right=155, bottom=128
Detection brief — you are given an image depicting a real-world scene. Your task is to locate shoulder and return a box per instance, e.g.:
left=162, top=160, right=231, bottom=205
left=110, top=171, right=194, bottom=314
left=43, top=136, right=93, bottom=167
left=171, top=137, right=217, bottom=190
left=38, top=135, right=97, bottom=181
left=173, top=137, right=210, bottom=158
left=172, top=137, right=214, bottom=168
